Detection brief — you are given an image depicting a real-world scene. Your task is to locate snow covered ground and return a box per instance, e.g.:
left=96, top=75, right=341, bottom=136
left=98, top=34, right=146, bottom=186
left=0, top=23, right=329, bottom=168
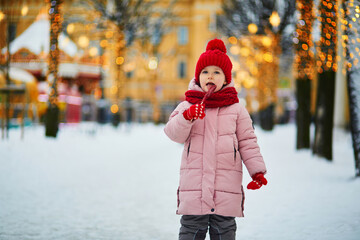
left=0, top=123, right=359, bottom=240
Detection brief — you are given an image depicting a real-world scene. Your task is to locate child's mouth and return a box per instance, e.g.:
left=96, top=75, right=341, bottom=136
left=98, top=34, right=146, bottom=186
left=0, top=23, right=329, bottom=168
left=206, top=82, right=215, bottom=86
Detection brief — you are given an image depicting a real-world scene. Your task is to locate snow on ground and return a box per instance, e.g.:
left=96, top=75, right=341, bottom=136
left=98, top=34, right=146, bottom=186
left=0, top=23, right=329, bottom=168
left=0, top=123, right=359, bottom=240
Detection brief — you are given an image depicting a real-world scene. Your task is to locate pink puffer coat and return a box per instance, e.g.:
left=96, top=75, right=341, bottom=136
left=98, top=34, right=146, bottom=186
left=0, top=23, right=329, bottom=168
left=164, top=79, right=266, bottom=217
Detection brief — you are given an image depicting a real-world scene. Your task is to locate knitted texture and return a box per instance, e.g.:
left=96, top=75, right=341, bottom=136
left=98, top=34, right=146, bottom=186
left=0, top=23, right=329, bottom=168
left=182, top=103, right=205, bottom=121
left=185, top=87, right=239, bottom=108
left=195, top=39, right=233, bottom=85
left=247, top=173, right=268, bottom=190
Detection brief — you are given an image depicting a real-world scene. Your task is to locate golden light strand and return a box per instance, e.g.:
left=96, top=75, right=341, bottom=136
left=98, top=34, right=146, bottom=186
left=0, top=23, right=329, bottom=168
left=46, top=0, right=63, bottom=107
left=294, top=0, right=315, bottom=80
left=341, top=0, right=360, bottom=73
left=317, top=0, right=338, bottom=73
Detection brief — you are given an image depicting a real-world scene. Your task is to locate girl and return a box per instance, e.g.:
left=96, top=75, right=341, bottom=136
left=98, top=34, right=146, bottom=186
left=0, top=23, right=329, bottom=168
left=164, top=39, right=267, bottom=240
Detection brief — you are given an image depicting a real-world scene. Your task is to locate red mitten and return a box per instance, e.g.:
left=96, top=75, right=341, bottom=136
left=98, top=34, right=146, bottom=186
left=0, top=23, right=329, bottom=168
left=183, top=104, right=205, bottom=121
left=247, top=173, right=267, bottom=190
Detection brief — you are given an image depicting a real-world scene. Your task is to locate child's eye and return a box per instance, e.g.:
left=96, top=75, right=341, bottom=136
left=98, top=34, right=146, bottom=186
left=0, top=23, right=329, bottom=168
left=201, top=70, right=208, bottom=74
left=214, top=71, right=220, bottom=74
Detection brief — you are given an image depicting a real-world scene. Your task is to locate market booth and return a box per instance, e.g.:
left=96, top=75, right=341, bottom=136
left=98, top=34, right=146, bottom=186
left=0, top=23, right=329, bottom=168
left=1, top=15, right=100, bottom=124
left=0, top=67, right=39, bottom=135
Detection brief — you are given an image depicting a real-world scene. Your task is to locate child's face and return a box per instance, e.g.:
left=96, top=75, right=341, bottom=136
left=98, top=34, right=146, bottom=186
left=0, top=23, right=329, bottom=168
left=199, top=65, right=226, bottom=92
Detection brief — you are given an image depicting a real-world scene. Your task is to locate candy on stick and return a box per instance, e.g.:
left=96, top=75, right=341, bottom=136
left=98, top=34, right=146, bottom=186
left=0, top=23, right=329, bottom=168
left=201, top=84, right=216, bottom=105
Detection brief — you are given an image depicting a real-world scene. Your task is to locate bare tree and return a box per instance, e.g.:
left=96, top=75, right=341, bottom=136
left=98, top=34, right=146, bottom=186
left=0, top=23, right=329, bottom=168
left=45, top=0, right=63, bottom=137
left=294, top=0, right=315, bottom=149
left=84, top=0, right=175, bottom=125
left=218, top=0, right=296, bottom=131
left=342, top=0, right=360, bottom=176
left=313, top=0, right=338, bottom=160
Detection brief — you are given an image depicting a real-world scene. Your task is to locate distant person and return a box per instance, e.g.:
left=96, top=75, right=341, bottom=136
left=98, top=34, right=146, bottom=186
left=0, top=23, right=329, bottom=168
left=164, top=39, right=267, bottom=240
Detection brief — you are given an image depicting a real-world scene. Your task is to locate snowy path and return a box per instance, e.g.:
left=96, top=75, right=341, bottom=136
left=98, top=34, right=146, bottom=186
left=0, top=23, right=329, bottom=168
left=0, top=123, right=359, bottom=240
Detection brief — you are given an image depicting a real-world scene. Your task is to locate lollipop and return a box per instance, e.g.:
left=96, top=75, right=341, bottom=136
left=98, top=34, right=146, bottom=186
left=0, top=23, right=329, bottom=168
left=201, top=84, right=216, bottom=104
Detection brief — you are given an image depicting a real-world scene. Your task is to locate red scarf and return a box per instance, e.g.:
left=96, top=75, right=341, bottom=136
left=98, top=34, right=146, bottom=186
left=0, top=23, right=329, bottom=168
left=185, top=87, right=239, bottom=108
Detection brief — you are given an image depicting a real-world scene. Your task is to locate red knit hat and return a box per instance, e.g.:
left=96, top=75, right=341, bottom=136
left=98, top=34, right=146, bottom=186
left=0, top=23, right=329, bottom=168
left=195, top=39, right=233, bottom=85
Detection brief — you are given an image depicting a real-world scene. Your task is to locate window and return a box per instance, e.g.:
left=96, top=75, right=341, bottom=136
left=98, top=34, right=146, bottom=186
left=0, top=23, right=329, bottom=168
left=178, top=61, right=187, bottom=79
left=178, top=26, right=188, bottom=45
left=209, top=13, right=217, bottom=32
left=126, top=71, right=134, bottom=79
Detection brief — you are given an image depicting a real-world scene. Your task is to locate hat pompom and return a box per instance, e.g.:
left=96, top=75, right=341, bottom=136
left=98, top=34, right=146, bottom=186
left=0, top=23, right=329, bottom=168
left=206, top=39, right=227, bottom=53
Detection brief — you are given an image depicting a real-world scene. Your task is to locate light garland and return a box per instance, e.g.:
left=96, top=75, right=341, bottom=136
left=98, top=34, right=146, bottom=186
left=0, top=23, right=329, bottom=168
left=317, top=0, right=338, bottom=73
left=46, top=0, right=63, bottom=107
left=294, top=0, right=315, bottom=80
left=340, top=0, right=360, bottom=73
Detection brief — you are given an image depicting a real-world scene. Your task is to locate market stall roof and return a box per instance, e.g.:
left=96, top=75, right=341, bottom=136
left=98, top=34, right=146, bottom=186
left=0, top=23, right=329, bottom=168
left=0, top=67, right=36, bottom=84
left=0, top=67, right=38, bottom=102
left=2, top=14, right=77, bottom=57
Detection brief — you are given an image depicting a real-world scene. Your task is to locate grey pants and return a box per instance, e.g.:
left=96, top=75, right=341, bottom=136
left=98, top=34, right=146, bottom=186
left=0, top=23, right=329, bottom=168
left=179, top=214, right=236, bottom=240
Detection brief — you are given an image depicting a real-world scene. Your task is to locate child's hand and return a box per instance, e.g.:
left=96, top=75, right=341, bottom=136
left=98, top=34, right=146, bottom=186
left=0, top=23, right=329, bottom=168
left=183, top=103, right=206, bottom=121
left=247, top=173, right=267, bottom=190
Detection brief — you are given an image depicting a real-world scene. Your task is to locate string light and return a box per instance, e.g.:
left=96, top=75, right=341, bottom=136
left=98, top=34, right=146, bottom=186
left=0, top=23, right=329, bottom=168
left=269, top=11, right=281, bottom=27
left=295, top=0, right=315, bottom=80
left=317, top=0, right=338, bottom=73
left=46, top=0, right=63, bottom=107
left=0, top=11, right=5, bottom=22
left=248, top=23, right=258, bottom=34
left=340, top=0, right=360, bottom=72
left=21, top=6, right=28, bottom=16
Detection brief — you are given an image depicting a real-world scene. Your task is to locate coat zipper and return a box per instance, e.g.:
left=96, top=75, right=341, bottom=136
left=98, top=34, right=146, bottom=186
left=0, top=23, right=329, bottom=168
left=241, top=186, right=245, bottom=211
left=187, top=141, right=191, bottom=157
left=234, top=147, right=237, bottom=162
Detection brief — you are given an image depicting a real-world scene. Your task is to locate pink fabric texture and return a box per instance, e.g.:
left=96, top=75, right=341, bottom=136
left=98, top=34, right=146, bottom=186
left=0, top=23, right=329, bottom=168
left=164, top=79, right=267, bottom=218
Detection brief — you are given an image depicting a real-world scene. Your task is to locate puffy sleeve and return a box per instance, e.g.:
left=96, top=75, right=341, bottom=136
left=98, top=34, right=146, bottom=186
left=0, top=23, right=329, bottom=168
left=164, top=101, right=194, bottom=144
left=235, top=104, right=267, bottom=177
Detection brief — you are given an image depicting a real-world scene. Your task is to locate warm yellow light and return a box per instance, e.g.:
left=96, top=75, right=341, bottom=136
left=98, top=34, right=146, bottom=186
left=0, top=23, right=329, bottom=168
left=243, top=77, right=255, bottom=89
left=100, top=39, right=108, bottom=48
left=269, top=11, right=281, bottom=27
left=237, top=70, right=249, bottom=79
left=230, top=46, right=240, bottom=55
left=21, top=6, right=28, bottom=16
left=232, top=62, right=240, bottom=71
left=228, top=36, right=238, bottom=44
left=116, top=56, right=125, bottom=65
left=263, top=52, right=273, bottom=63
left=0, top=11, right=4, bottom=22
left=111, top=104, right=119, bottom=114
left=89, top=47, right=98, bottom=57
left=94, top=88, right=102, bottom=100
left=124, top=62, right=136, bottom=72
left=248, top=23, right=258, bottom=34
left=67, top=23, right=75, bottom=34
left=110, top=86, right=118, bottom=95
left=148, top=57, right=158, bottom=70
left=302, top=44, right=309, bottom=50
left=78, top=35, right=89, bottom=48
left=262, top=36, right=272, bottom=47
left=250, top=66, right=258, bottom=76
left=240, top=47, right=250, bottom=57
left=106, top=31, right=114, bottom=39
